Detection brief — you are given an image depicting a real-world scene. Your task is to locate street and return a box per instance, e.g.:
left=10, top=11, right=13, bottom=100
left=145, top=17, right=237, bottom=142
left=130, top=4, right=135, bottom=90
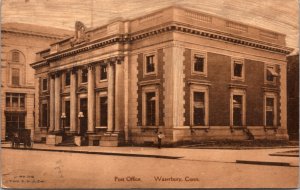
left=1, top=148, right=298, bottom=188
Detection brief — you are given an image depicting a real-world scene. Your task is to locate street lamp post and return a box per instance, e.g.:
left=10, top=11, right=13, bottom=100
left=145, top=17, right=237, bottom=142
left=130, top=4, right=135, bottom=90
left=78, top=111, right=84, bottom=135
left=61, top=113, right=66, bottom=138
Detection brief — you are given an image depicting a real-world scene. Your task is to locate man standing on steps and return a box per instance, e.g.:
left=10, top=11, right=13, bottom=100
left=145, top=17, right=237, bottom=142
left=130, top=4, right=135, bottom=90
left=157, top=132, right=165, bottom=149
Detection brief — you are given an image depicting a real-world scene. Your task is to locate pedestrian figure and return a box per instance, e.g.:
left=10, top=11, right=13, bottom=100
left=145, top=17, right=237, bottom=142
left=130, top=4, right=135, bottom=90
left=157, top=132, right=165, bottom=149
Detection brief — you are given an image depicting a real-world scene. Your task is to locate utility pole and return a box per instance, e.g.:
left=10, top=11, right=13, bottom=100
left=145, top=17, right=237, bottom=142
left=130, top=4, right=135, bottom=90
left=90, top=0, right=94, bottom=28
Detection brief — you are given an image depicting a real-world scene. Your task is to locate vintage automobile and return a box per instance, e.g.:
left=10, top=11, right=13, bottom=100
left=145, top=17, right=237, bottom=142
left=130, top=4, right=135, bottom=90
left=11, top=129, right=33, bottom=149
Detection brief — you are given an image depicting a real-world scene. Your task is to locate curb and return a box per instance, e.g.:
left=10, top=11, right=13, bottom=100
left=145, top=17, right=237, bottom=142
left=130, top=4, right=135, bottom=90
left=269, top=153, right=299, bottom=157
left=2, top=147, right=182, bottom=160
left=179, top=146, right=299, bottom=150
left=236, top=160, right=290, bottom=167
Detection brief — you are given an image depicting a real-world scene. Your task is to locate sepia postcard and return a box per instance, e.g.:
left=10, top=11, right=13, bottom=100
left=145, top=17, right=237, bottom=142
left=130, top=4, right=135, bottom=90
left=1, top=0, right=299, bottom=189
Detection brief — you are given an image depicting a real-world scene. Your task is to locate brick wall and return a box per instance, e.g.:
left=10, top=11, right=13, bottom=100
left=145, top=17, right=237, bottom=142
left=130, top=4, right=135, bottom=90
left=245, top=59, right=264, bottom=126
left=207, top=52, right=231, bottom=126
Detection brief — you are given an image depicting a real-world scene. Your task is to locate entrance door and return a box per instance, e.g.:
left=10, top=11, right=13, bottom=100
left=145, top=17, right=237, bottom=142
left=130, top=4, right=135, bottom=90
left=5, top=113, right=25, bottom=140
left=79, top=98, right=88, bottom=135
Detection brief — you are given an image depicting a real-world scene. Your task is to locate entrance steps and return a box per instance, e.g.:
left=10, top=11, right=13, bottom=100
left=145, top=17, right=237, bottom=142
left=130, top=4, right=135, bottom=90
left=57, top=135, right=76, bottom=147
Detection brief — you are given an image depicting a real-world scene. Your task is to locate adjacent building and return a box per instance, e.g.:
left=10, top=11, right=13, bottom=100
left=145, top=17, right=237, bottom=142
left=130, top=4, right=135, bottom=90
left=31, top=6, right=293, bottom=146
left=1, top=23, right=72, bottom=140
left=287, top=52, right=299, bottom=140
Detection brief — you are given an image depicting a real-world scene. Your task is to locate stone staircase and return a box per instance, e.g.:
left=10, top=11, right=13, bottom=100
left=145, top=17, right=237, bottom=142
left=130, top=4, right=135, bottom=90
left=57, top=135, right=76, bottom=147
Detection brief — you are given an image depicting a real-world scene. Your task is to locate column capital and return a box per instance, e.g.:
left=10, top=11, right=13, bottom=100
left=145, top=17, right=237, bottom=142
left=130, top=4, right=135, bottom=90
left=54, top=71, right=61, bottom=77
left=71, top=67, right=78, bottom=74
left=87, top=63, right=95, bottom=70
left=48, top=72, right=56, bottom=79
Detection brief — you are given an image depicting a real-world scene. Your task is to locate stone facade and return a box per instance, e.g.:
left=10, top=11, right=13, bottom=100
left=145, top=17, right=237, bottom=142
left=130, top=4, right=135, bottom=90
left=31, top=6, right=292, bottom=146
left=1, top=23, right=72, bottom=140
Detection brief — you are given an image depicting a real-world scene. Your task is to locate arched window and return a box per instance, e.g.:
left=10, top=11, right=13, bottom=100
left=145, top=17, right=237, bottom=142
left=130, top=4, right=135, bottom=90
left=8, top=50, right=25, bottom=86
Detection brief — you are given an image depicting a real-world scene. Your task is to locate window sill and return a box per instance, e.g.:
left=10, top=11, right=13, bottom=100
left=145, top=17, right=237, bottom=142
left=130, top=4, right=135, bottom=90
left=191, top=71, right=207, bottom=77
left=99, top=79, right=108, bottom=82
left=138, top=79, right=160, bottom=86
left=143, top=72, right=157, bottom=77
left=95, top=126, right=108, bottom=129
left=228, top=83, right=247, bottom=89
left=231, top=77, right=245, bottom=82
left=191, top=126, right=210, bottom=129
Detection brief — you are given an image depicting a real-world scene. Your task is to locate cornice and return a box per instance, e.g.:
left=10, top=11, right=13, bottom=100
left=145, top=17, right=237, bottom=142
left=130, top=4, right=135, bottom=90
left=30, top=60, right=49, bottom=69
left=2, top=29, right=65, bottom=40
left=31, top=23, right=293, bottom=69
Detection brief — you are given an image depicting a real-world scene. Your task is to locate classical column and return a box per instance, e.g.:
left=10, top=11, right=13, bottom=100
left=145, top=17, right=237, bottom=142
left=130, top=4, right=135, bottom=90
left=107, top=62, right=115, bottom=133
left=114, top=57, right=124, bottom=133
left=87, top=64, right=95, bottom=133
left=123, top=55, right=129, bottom=141
left=70, top=68, right=77, bottom=133
left=49, top=74, right=55, bottom=132
left=54, top=72, right=61, bottom=132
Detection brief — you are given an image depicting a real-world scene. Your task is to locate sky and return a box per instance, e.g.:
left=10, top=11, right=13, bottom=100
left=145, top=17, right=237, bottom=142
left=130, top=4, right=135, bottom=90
left=1, top=0, right=299, bottom=49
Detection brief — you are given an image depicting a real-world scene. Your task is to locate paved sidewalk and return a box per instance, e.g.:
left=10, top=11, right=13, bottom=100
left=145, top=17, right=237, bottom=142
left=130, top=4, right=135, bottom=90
left=1, top=143, right=299, bottom=166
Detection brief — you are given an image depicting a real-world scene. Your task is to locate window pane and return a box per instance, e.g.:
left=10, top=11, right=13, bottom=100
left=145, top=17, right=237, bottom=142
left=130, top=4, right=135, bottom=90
left=100, top=66, right=107, bottom=80
left=12, top=69, right=20, bottom=85
left=146, top=56, right=155, bottom=73
left=194, top=92, right=205, bottom=125
left=42, top=78, right=48, bottom=90
left=12, top=97, right=18, bottom=108
left=20, top=96, right=25, bottom=109
left=100, top=97, right=108, bottom=126
left=233, top=95, right=242, bottom=126
left=65, top=101, right=70, bottom=127
left=146, top=92, right=156, bottom=126
left=12, top=51, right=20, bottom=62
left=194, top=56, right=204, bottom=72
left=266, top=98, right=274, bottom=126
left=6, top=96, right=10, bottom=108
left=82, top=69, right=88, bottom=83
left=41, top=104, right=48, bottom=127
left=65, top=72, right=70, bottom=86
left=234, top=62, right=243, bottom=77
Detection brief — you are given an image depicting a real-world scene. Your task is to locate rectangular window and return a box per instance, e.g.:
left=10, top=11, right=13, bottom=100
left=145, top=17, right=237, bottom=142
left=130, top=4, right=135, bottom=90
left=146, top=92, right=156, bottom=126
left=231, top=59, right=244, bottom=80
left=65, top=101, right=70, bottom=127
left=42, top=78, right=48, bottom=91
left=100, top=97, right=108, bottom=126
left=81, top=68, right=88, bottom=83
left=234, top=61, right=243, bottom=77
left=194, top=56, right=204, bottom=73
left=266, top=65, right=278, bottom=83
left=65, top=72, right=70, bottom=86
left=233, top=95, right=243, bottom=126
left=12, top=68, right=20, bottom=85
left=146, top=55, right=155, bottom=73
left=41, top=103, right=48, bottom=127
left=6, top=93, right=25, bottom=109
left=266, top=97, right=275, bottom=126
left=100, top=65, right=107, bottom=80
left=193, top=92, right=205, bottom=126
left=192, top=52, right=207, bottom=76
